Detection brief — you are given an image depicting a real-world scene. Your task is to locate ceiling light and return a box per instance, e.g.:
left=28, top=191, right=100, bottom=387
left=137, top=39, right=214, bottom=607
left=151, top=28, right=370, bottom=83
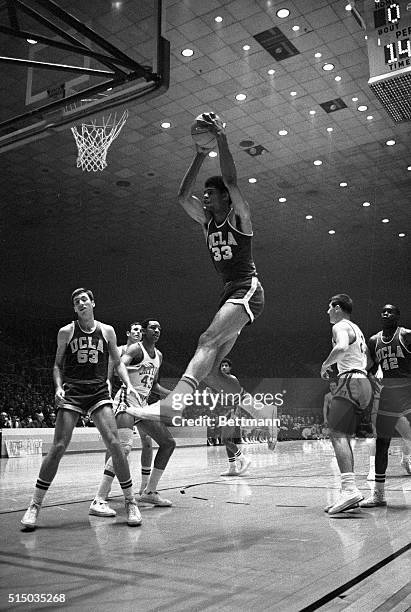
left=208, top=151, right=217, bottom=157
left=235, top=93, right=247, bottom=101
left=27, top=38, right=38, bottom=44
left=314, top=52, right=322, bottom=58
left=161, top=122, right=171, bottom=129
left=322, top=63, right=334, bottom=71
left=340, top=182, right=347, bottom=187
left=279, top=197, right=287, bottom=202
left=268, top=69, right=276, bottom=75
left=382, top=218, right=390, bottom=223
left=364, top=35, right=368, bottom=40
left=112, top=1, right=122, bottom=8
left=366, top=115, right=373, bottom=120
left=305, top=215, right=313, bottom=219
left=345, top=4, right=352, bottom=11
left=358, top=105, right=368, bottom=111
left=326, top=127, right=333, bottom=132
left=290, top=91, right=297, bottom=96
left=398, top=233, right=406, bottom=237
left=309, top=110, right=316, bottom=115
left=277, top=8, right=290, bottom=18
left=408, top=166, right=411, bottom=171
left=249, top=178, right=257, bottom=183
left=278, top=129, right=288, bottom=135
left=292, top=25, right=300, bottom=31
left=314, top=160, right=322, bottom=166
left=243, top=44, right=250, bottom=51
left=328, top=230, right=336, bottom=235
left=215, top=16, right=223, bottom=23
left=335, top=75, right=342, bottom=81
left=352, top=96, right=358, bottom=102
left=386, top=139, right=395, bottom=146
left=362, top=201, right=371, bottom=207
left=181, top=48, right=194, bottom=57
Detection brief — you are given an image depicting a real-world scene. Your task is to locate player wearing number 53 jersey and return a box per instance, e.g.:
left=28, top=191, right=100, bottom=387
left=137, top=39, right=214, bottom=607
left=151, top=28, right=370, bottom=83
left=21, top=288, right=142, bottom=530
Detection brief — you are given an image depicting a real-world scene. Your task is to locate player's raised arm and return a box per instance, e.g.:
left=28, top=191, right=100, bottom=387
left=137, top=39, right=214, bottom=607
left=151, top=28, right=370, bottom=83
left=203, top=113, right=252, bottom=234
left=177, top=148, right=209, bottom=225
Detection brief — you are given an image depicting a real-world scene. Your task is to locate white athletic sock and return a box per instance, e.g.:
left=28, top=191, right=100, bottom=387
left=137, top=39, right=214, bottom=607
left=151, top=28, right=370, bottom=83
left=140, top=465, right=151, bottom=493
left=341, top=472, right=356, bottom=491
left=32, top=478, right=51, bottom=506
left=374, top=473, right=386, bottom=494
left=145, top=467, right=164, bottom=493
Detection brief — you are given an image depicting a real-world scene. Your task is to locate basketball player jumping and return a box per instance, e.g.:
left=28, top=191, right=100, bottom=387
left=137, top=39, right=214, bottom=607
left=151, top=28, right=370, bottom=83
left=159, top=113, right=264, bottom=440
left=361, top=304, right=411, bottom=508
left=21, top=288, right=142, bottom=529
left=321, top=294, right=372, bottom=515
left=90, top=319, right=176, bottom=514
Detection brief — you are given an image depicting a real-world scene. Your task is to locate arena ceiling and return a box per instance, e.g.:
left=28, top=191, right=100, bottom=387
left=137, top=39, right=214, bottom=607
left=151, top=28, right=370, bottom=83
left=1, top=0, right=410, bottom=373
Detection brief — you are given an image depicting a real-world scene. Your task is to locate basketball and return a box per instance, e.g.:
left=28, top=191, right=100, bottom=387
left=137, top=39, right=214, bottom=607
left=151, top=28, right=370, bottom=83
left=191, top=114, right=217, bottom=150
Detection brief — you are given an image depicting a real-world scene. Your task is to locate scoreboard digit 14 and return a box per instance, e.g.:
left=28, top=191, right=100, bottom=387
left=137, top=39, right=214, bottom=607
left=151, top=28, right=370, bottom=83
left=364, top=0, right=411, bottom=122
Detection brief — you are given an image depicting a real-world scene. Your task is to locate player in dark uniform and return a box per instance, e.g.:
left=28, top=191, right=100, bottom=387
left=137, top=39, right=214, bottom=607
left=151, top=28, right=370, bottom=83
left=21, top=288, right=142, bottom=529
left=160, top=113, right=264, bottom=423
left=361, top=304, right=411, bottom=507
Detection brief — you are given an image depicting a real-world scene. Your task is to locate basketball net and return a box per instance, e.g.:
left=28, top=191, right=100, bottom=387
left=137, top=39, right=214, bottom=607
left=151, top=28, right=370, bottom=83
left=71, top=110, right=128, bottom=172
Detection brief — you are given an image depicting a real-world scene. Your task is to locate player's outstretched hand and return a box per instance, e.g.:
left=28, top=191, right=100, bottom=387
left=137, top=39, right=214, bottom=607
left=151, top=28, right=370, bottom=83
left=200, top=112, right=226, bottom=134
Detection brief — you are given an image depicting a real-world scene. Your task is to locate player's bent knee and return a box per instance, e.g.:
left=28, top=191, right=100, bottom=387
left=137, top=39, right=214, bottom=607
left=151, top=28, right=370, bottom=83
left=118, top=427, right=133, bottom=456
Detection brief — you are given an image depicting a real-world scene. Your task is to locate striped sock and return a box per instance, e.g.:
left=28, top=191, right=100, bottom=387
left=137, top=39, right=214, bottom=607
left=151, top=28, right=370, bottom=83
left=96, top=461, right=115, bottom=501
left=228, top=456, right=236, bottom=464
left=181, top=375, right=199, bottom=393
left=140, top=466, right=151, bottom=493
left=119, top=478, right=134, bottom=501
left=234, top=449, right=243, bottom=460
left=32, top=478, right=51, bottom=506
left=375, top=473, right=386, bottom=494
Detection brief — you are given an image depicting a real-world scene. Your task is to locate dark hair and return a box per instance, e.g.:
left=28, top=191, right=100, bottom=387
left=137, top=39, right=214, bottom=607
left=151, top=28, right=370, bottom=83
left=330, top=293, right=353, bottom=314
left=382, top=304, right=400, bottom=316
left=127, top=321, right=142, bottom=331
left=205, top=175, right=232, bottom=204
left=71, top=287, right=94, bottom=304
left=220, top=358, right=232, bottom=368
left=141, top=318, right=160, bottom=329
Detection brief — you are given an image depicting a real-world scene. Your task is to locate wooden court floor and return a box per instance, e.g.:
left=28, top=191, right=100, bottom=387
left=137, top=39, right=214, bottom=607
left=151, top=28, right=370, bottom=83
left=0, top=440, right=410, bottom=612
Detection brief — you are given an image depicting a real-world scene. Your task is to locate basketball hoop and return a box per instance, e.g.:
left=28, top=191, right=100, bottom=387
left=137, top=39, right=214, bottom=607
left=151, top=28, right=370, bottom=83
left=71, top=110, right=128, bottom=172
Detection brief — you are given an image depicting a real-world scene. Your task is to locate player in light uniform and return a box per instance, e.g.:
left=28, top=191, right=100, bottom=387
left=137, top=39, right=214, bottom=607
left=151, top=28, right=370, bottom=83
left=90, top=319, right=175, bottom=513
left=323, top=380, right=337, bottom=428
left=108, top=321, right=155, bottom=495
left=361, top=304, right=411, bottom=507
left=158, top=113, right=264, bottom=442
left=321, top=294, right=372, bottom=514
left=21, top=288, right=141, bottom=529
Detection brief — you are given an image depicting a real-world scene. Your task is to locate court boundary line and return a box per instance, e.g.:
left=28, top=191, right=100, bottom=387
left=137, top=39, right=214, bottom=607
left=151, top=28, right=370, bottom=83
left=299, top=542, right=411, bottom=611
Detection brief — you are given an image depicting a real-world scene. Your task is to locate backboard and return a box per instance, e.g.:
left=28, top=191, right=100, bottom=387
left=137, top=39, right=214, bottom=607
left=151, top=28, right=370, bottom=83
left=0, top=0, right=169, bottom=151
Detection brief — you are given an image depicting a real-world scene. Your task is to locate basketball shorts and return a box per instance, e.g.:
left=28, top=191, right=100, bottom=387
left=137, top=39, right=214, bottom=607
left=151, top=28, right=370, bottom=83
left=59, top=380, right=112, bottom=417
left=113, top=387, right=162, bottom=423
left=328, top=373, right=372, bottom=435
left=376, top=384, right=411, bottom=438
left=219, top=276, right=264, bottom=324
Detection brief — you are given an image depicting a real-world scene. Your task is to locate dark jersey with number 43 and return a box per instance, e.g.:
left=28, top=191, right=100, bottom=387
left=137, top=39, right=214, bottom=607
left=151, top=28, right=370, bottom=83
left=63, top=321, right=109, bottom=383
left=206, top=212, right=257, bottom=283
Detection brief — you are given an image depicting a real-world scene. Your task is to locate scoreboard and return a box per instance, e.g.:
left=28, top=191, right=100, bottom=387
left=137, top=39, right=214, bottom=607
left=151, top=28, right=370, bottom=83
left=364, top=0, right=411, bottom=122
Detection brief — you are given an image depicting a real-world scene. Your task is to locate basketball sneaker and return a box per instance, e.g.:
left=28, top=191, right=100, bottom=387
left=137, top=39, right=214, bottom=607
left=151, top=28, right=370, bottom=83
left=327, top=490, right=363, bottom=515
left=400, top=454, right=411, bottom=475
left=220, top=465, right=240, bottom=476
left=125, top=499, right=142, bottom=525
left=139, top=490, right=172, bottom=507
left=89, top=498, right=116, bottom=517
left=237, top=456, right=251, bottom=474
left=21, top=501, right=41, bottom=529
left=359, top=491, right=387, bottom=507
